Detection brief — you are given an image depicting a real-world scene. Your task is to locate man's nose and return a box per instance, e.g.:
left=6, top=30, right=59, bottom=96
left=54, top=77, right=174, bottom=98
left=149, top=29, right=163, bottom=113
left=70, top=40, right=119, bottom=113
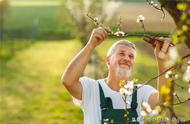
left=123, top=55, right=130, bottom=62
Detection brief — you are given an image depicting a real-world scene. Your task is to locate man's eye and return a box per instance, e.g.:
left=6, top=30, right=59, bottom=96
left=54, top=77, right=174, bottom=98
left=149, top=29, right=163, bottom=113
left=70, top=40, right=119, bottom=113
left=119, top=53, right=125, bottom=56
left=129, top=55, right=134, bottom=58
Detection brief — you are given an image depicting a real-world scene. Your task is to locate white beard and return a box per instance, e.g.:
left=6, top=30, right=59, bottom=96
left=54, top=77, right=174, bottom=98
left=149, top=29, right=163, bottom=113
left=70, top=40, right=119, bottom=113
left=115, top=66, right=131, bottom=79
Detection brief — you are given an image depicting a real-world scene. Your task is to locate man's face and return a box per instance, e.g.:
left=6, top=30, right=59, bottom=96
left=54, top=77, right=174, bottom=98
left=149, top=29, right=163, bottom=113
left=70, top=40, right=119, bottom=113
left=107, top=45, right=136, bottom=78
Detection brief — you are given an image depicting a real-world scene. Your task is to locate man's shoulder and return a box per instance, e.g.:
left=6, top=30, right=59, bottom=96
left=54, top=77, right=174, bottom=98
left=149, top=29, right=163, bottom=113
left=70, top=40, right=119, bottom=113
left=80, top=76, right=104, bottom=82
left=79, top=76, right=104, bottom=86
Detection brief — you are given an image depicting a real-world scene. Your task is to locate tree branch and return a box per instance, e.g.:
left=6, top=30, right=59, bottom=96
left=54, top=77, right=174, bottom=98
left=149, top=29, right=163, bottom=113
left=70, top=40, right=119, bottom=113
left=136, top=54, right=190, bottom=91
left=173, top=98, right=190, bottom=106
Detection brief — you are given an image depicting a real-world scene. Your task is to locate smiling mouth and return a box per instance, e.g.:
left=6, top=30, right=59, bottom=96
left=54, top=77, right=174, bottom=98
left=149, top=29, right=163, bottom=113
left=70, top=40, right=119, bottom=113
left=119, top=64, right=130, bottom=69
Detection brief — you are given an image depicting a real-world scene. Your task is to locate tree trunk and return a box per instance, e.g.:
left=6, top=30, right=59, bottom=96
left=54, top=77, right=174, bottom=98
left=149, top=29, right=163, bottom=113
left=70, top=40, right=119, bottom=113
left=159, top=0, right=190, bottom=48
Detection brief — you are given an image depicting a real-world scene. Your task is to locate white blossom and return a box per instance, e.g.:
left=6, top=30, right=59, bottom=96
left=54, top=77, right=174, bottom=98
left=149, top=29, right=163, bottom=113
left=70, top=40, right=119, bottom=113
left=146, top=107, right=152, bottom=113
left=187, top=65, right=190, bottom=70
left=142, top=103, right=161, bottom=116
left=154, top=4, right=158, bottom=7
left=137, top=15, right=145, bottom=23
left=161, top=46, right=178, bottom=67
left=150, top=109, right=159, bottom=116
left=126, top=100, right=130, bottom=105
left=173, top=92, right=177, bottom=96
left=119, top=87, right=132, bottom=95
left=119, top=88, right=126, bottom=95
left=142, top=102, right=152, bottom=113
left=165, top=71, right=172, bottom=78
left=183, top=69, right=190, bottom=82
left=142, top=102, right=150, bottom=108
left=114, top=31, right=125, bottom=37
left=124, top=81, right=134, bottom=89
left=174, top=74, right=178, bottom=79
left=142, top=102, right=151, bottom=111
left=169, top=47, right=179, bottom=62
left=141, top=110, right=147, bottom=116
left=188, top=88, right=190, bottom=94
left=119, top=81, right=134, bottom=95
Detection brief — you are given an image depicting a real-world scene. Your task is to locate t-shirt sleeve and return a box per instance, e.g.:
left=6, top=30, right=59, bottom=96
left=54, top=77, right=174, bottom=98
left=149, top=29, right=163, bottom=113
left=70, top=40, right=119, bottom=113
left=140, top=85, right=158, bottom=103
left=72, top=76, right=96, bottom=108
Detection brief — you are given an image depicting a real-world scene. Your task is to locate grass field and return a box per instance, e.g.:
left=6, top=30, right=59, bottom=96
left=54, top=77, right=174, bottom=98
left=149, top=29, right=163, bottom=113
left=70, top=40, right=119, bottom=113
left=0, top=38, right=189, bottom=124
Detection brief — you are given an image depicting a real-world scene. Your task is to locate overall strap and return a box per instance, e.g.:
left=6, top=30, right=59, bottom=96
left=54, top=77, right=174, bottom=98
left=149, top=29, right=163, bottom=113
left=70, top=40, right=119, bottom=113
left=98, top=82, right=106, bottom=108
left=98, top=82, right=113, bottom=109
left=131, top=86, right=138, bottom=110
left=128, top=86, right=139, bottom=124
left=98, top=81, right=126, bottom=124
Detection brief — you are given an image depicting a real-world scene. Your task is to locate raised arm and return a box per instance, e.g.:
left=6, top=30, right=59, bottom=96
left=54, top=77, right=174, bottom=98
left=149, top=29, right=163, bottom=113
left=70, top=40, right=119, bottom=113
left=148, top=39, right=171, bottom=108
left=61, top=27, right=108, bottom=100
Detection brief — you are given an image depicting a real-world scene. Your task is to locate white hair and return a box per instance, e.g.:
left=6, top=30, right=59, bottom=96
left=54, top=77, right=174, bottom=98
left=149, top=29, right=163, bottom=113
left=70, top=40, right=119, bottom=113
left=106, top=39, right=136, bottom=57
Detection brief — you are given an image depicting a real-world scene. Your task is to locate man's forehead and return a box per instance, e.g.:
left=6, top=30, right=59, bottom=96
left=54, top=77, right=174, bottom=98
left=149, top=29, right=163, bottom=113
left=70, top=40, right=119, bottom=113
left=116, top=45, right=136, bottom=53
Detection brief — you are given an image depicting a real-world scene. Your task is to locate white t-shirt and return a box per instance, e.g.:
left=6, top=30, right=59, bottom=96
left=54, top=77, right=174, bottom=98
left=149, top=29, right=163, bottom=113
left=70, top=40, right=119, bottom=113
left=73, top=77, right=157, bottom=124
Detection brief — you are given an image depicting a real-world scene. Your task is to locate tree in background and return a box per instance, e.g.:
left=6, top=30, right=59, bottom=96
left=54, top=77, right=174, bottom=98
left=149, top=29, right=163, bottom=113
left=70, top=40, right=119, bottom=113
left=64, top=0, right=121, bottom=46
left=0, top=0, right=9, bottom=40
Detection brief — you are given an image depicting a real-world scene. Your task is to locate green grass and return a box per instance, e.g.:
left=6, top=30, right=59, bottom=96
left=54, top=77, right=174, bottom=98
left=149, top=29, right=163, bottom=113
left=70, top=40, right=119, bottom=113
left=0, top=39, right=189, bottom=124
left=0, top=40, right=83, bottom=124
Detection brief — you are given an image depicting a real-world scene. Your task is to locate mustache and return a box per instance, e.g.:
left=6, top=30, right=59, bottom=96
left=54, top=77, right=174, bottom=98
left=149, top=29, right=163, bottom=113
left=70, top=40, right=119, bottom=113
left=119, top=59, right=130, bottom=66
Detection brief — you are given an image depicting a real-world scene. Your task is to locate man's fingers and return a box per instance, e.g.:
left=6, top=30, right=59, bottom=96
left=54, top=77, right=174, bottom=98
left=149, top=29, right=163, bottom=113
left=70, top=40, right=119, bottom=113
left=101, top=30, right=107, bottom=40
left=102, top=28, right=108, bottom=37
left=95, top=33, right=104, bottom=41
left=95, top=27, right=107, bottom=40
left=155, top=41, right=161, bottom=53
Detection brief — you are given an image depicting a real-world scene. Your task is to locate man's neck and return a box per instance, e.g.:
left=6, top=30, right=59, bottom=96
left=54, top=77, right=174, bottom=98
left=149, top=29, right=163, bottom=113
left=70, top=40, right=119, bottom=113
left=106, top=73, right=128, bottom=92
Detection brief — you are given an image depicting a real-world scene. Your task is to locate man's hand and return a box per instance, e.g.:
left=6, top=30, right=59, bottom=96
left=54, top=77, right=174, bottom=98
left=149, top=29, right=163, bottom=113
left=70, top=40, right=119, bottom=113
left=87, top=27, right=108, bottom=48
left=154, top=38, right=175, bottom=61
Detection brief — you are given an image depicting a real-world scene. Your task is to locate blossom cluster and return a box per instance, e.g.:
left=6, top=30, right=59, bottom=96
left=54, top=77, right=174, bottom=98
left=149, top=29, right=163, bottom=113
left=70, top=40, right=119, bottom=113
left=141, top=102, right=161, bottom=117
left=183, top=61, right=190, bottom=83
left=165, top=71, right=178, bottom=79
left=136, top=15, right=145, bottom=23
left=119, top=80, right=134, bottom=96
left=114, top=31, right=125, bottom=37
left=183, top=61, right=190, bottom=93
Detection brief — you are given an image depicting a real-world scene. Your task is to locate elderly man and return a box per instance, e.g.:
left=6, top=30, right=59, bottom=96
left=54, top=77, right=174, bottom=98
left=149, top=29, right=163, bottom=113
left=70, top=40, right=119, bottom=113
left=61, top=27, right=168, bottom=124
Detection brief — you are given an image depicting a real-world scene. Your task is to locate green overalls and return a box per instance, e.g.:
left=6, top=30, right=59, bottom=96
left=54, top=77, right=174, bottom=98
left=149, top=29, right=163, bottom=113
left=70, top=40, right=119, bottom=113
left=98, top=83, right=139, bottom=124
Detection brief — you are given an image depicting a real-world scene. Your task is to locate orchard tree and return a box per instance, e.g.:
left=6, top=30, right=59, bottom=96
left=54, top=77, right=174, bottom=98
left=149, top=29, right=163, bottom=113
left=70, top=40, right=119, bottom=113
left=64, top=0, right=121, bottom=45
left=158, top=0, right=190, bottom=48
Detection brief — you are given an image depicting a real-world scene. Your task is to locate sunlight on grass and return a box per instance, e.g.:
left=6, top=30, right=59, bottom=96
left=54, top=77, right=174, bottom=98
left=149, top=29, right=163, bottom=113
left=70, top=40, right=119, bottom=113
left=0, top=39, right=83, bottom=124
left=10, top=1, right=62, bottom=7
